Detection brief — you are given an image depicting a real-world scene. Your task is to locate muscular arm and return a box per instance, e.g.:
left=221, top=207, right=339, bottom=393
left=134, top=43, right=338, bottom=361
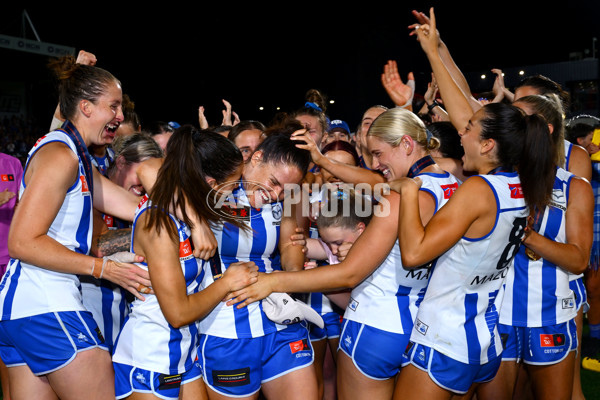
left=397, top=176, right=494, bottom=267
left=226, top=193, right=403, bottom=306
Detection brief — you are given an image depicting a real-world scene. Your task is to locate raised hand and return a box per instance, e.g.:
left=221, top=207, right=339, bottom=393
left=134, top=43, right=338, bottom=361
left=381, top=60, right=415, bottom=108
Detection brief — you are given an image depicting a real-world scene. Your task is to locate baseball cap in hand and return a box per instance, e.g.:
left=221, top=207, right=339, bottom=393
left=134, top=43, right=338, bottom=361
left=262, top=292, right=324, bottom=328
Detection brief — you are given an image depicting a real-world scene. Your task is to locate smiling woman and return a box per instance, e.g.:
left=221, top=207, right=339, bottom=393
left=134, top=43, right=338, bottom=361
left=0, top=54, right=151, bottom=400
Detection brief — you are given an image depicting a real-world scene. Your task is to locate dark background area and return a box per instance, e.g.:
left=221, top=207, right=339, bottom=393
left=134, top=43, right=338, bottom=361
left=1, top=2, right=599, bottom=131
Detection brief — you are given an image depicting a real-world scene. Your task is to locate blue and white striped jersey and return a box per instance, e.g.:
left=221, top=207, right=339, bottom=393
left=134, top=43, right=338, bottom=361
left=410, top=172, right=528, bottom=364
left=0, top=131, right=93, bottom=320
left=112, top=196, right=205, bottom=375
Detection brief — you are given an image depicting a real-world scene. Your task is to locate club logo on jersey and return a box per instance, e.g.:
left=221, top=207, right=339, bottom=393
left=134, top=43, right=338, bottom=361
left=271, top=203, right=282, bottom=221
left=0, top=174, right=14, bottom=182
left=509, top=183, right=523, bottom=198
left=540, top=333, right=566, bottom=347
left=289, top=339, right=310, bottom=354
left=415, top=319, right=429, bottom=335
left=441, top=182, right=458, bottom=199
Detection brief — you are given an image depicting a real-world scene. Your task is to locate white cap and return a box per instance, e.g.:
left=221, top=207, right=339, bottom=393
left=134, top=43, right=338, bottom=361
left=262, top=292, right=324, bottom=328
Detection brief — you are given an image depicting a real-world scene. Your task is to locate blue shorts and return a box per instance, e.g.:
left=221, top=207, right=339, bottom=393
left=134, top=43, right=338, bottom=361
left=199, top=324, right=313, bottom=397
left=498, top=320, right=574, bottom=365
left=338, top=319, right=408, bottom=380
left=310, top=311, right=342, bottom=341
left=403, top=342, right=501, bottom=394
left=0, top=311, right=107, bottom=375
left=114, top=361, right=203, bottom=400
left=570, top=277, right=589, bottom=313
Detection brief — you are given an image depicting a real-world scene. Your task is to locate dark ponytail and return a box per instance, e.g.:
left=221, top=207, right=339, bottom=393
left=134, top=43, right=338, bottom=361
left=481, top=103, right=555, bottom=211
left=146, top=125, right=244, bottom=238
left=519, top=113, right=556, bottom=210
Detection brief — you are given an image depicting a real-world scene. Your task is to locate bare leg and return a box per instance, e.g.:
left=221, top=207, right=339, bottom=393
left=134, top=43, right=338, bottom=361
left=392, top=364, right=452, bottom=400
left=336, top=351, right=394, bottom=400
left=527, top=351, right=575, bottom=400
left=261, top=363, right=318, bottom=400
left=323, top=338, right=339, bottom=400
left=312, top=339, right=327, bottom=399
left=474, top=360, right=519, bottom=400
left=46, top=348, right=115, bottom=400
left=7, top=365, right=58, bottom=400
left=572, top=307, right=586, bottom=400
left=0, top=356, right=10, bottom=400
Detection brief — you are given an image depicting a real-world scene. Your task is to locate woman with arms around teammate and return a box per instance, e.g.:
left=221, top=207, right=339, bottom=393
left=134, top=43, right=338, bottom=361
left=225, top=106, right=460, bottom=400
left=112, top=126, right=258, bottom=400
left=0, top=54, right=150, bottom=400
left=388, top=9, right=558, bottom=399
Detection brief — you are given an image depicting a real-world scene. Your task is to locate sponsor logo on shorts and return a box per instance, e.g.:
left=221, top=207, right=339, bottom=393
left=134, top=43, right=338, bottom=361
left=212, top=367, right=250, bottom=387
left=404, top=341, right=415, bottom=356
left=94, top=326, right=105, bottom=343
left=158, top=373, right=182, bottom=391
left=540, top=333, right=566, bottom=347
left=289, top=339, right=310, bottom=354
left=415, top=319, right=429, bottom=335
left=0, top=174, right=14, bottom=182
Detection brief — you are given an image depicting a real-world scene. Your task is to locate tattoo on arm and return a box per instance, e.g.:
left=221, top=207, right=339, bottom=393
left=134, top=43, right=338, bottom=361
left=97, top=228, right=132, bottom=257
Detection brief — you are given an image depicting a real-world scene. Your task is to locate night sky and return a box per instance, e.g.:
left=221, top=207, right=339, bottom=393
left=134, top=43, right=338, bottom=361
left=1, top=2, right=599, bottom=130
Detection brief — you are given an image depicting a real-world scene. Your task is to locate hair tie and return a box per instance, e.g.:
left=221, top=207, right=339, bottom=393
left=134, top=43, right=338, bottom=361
left=425, top=129, right=433, bottom=142
left=304, top=102, right=322, bottom=112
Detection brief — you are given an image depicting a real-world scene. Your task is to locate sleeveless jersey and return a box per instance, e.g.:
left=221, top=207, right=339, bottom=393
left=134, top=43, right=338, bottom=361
left=563, top=140, right=585, bottom=286
left=307, top=220, right=344, bottom=317
left=500, top=167, right=576, bottom=327
left=81, top=145, right=129, bottom=350
left=410, top=172, right=528, bottom=364
left=92, top=146, right=115, bottom=176
left=0, top=131, right=93, bottom=320
left=112, top=196, right=205, bottom=375
left=344, top=172, right=459, bottom=334
left=199, top=184, right=289, bottom=339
